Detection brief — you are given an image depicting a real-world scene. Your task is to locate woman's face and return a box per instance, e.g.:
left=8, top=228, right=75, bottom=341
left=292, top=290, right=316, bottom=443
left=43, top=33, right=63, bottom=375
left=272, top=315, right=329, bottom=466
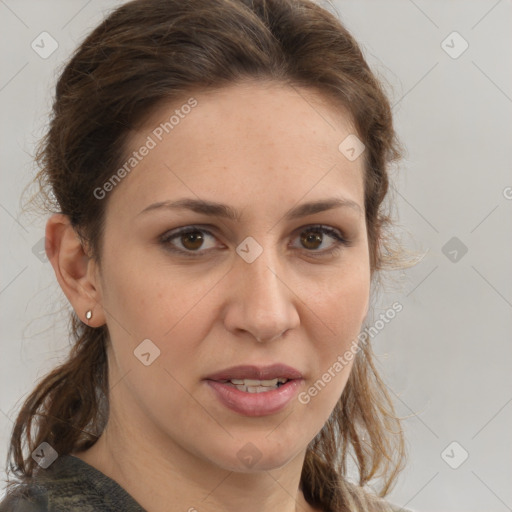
left=93, top=81, right=370, bottom=472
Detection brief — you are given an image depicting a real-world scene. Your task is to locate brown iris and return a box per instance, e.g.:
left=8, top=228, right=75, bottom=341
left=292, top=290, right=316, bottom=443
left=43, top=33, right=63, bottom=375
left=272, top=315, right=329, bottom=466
left=300, top=230, right=322, bottom=250
left=180, top=230, right=204, bottom=250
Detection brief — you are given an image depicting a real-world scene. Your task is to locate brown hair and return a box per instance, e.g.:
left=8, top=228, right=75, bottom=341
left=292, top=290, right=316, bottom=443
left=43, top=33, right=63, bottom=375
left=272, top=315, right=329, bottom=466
left=5, top=0, right=408, bottom=510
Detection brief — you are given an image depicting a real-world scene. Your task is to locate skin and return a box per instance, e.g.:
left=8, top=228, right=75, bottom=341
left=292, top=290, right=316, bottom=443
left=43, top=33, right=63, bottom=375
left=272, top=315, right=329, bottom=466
left=46, top=81, right=371, bottom=512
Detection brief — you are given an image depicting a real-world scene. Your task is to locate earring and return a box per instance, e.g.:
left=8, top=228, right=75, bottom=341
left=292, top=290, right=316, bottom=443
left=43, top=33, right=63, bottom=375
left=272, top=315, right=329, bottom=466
left=85, top=310, right=93, bottom=321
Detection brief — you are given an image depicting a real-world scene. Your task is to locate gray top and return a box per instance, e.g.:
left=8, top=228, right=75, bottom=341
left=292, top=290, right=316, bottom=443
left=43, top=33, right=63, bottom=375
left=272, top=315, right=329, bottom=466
left=0, top=454, right=145, bottom=511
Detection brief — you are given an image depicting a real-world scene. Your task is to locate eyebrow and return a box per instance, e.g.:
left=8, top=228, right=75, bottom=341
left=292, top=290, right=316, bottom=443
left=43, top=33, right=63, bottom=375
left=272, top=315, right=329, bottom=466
left=137, top=197, right=362, bottom=221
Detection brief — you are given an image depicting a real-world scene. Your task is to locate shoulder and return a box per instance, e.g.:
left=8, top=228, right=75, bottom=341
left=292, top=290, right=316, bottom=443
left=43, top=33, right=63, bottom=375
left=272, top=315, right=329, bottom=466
left=0, top=454, right=94, bottom=512
left=0, top=455, right=146, bottom=512
left=0, top=483, right=48, bottom=512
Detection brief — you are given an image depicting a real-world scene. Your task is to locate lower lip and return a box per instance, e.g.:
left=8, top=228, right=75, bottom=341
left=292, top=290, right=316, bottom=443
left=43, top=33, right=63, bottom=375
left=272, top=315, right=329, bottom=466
left=205, top=379, right=302, bottom=417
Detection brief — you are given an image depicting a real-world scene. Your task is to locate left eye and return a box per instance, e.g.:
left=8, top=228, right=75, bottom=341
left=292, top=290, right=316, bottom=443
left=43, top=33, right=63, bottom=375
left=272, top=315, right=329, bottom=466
left=160, top=225, right=348, bottom=256
left=291, top=226, right=347, bottom=252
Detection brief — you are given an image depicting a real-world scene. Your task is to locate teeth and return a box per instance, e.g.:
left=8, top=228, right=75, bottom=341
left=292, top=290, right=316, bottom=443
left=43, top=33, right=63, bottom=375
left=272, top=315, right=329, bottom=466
left=226, top=378, right=289, bottom=393
left=247, top=386, right=271, bottom=393
left=229, top=378, right=287, bottom=386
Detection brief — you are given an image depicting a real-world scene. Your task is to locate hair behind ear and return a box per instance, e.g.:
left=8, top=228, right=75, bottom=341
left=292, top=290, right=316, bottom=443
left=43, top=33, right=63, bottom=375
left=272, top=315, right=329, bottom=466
left=300, top=338, right=406, bottom=511
left=5, top=317, right=109, bottom=486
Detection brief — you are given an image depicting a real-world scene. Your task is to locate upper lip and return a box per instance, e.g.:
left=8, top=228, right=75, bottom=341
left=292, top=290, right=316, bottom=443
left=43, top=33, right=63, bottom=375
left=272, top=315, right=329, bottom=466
left=205, top=364, right=303, bottom=381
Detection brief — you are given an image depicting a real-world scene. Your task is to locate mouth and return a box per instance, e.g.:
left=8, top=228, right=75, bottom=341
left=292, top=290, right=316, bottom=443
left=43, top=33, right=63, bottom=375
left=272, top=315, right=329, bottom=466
left=206, top=363, right=302, bottom=378
left=216, top=377, right=289, bottom=393
left=204, top=364, right=303, bottom=416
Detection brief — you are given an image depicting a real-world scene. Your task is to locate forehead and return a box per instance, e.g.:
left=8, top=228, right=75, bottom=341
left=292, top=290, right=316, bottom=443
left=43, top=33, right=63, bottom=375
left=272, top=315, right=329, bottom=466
left=106, top=81, right=365, bottom=218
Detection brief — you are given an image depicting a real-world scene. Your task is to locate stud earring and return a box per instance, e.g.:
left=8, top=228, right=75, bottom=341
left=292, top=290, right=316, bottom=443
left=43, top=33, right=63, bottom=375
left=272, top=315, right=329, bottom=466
left=85, top=310, right=93, bottom=321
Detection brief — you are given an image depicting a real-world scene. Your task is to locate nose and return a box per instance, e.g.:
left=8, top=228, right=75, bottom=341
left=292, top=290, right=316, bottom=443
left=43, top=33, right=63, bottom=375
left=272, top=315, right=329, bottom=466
left=223, top=252, right=300, bottom=343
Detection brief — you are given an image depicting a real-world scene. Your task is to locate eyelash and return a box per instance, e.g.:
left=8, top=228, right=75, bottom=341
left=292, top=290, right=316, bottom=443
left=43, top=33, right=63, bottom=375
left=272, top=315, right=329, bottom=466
left=159, top=224, right=351, bottom=258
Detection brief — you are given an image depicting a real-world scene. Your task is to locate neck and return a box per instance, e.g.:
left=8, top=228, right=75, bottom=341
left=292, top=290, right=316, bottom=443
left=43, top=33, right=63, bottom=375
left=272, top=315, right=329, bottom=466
left=73, top=395, right=317, bottom=512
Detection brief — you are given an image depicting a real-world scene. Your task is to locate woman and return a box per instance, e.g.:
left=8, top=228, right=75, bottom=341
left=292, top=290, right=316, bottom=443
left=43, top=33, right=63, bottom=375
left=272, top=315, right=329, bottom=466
left=0, top=0, right=411, bottom=510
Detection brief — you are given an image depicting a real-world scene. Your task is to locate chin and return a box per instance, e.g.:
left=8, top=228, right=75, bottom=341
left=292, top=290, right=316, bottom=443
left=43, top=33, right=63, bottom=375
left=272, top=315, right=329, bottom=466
left=208, top=438, right=305, bottom=474
left=221, top=456, right=296, bottom=474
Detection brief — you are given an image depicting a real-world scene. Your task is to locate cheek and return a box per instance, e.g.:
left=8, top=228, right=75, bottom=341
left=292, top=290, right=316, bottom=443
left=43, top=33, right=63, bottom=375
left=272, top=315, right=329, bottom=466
left=300, top=260, right=369, bottom=412
left=99, top=243, right=213, bottom=337
left=307, top=256, right=370, bottom=341
left=98, top=246, right=227, bottom=385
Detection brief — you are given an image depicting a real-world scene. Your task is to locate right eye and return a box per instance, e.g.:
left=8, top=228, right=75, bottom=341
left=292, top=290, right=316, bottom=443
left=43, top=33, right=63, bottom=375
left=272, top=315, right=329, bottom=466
left=160, top=226, right=220, bottom=256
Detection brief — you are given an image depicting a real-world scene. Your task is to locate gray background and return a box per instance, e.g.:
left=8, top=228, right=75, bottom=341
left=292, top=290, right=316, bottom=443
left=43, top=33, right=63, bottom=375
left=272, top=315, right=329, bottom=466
left=1, top=1, right=511, bottom=510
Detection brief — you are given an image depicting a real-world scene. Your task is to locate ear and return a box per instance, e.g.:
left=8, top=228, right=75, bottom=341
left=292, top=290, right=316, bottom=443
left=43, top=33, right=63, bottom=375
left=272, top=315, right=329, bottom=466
left=45, top=214, right=106, bottom=327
